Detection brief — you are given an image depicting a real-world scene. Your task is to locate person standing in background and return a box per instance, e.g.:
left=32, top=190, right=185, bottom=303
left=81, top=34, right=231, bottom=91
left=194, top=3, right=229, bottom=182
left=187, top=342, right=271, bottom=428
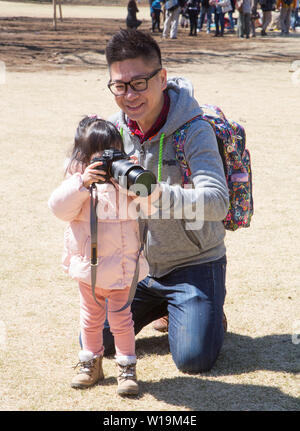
left=127, top=0, right=142, bottom=29
left=277, top=0, right=297, bottom=35
left=198, top=0, right=213, bottom=33
left=162, top=0, right=186, bottom=39
left=187, top=0, right=201, bottom=35
left=228, top=0, right=236, bottom=31
left=211, top=0, right=229, bottom=37
left=259, top=0, right=276, bottom=36
left=291, top=0, right=299, bottom=31
left=237, top=0, right=252, bottom=38
left=151, top=0, right=163, bottom=32
left=250, top=0, right=259, bottom=36
left=219, top=0, right=233, bottom=33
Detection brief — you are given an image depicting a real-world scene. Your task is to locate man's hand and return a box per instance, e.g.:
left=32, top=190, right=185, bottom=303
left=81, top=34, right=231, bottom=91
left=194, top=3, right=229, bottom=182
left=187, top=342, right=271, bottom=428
left=134, top=183, right=162, bottom=216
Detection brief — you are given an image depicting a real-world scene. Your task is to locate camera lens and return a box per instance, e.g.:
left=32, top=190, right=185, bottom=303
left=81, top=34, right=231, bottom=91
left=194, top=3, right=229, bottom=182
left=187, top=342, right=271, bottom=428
left=111, top=160, right=156, bottom=197
left=127, top=169, right=157, bottom=197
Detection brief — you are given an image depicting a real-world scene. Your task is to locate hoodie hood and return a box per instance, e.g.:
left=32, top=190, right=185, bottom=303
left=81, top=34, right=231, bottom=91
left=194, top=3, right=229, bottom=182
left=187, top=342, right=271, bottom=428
left=160, top=77, right=203, bottom=138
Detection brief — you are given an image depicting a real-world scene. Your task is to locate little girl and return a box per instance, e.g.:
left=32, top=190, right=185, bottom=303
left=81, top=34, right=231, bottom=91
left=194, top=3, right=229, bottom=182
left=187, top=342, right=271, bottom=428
left=48, top=116, right=149, bottom=396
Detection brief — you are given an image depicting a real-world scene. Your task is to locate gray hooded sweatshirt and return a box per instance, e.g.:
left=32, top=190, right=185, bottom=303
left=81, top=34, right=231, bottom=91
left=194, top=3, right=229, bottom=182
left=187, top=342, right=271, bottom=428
left=109, top=77, right=229, bottom=278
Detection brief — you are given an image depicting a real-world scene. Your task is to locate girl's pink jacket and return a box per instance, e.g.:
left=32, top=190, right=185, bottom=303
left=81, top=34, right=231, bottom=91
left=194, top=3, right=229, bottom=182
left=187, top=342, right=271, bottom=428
left=48, top=172, right=149, bottom=290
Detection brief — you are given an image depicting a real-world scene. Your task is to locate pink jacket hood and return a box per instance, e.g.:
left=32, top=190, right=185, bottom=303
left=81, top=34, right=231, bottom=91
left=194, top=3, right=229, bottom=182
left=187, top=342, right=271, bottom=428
left=48, top=173, right=148, bottom=290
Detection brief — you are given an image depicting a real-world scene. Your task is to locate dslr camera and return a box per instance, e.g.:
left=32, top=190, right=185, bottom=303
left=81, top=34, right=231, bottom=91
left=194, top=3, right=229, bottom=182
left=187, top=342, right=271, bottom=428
left=91, top=149, right=156, bottom=197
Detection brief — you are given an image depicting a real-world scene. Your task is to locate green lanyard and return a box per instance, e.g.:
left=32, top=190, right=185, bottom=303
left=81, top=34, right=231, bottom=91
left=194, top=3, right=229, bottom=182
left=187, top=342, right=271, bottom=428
left=158, top=133, right=165, bottom=182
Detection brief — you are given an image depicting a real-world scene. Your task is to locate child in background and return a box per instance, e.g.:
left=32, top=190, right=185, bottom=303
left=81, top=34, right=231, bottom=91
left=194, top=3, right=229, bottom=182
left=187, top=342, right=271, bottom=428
left=151, top=0, right=163, bottom=32
left=180, top=2, right=190, bottom=28
left=48, top=116, right=149, bottom=396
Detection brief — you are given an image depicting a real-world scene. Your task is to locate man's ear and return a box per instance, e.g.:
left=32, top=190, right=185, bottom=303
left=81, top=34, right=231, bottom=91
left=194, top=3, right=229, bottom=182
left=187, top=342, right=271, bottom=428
left=160, top=68, right=167, bottom=91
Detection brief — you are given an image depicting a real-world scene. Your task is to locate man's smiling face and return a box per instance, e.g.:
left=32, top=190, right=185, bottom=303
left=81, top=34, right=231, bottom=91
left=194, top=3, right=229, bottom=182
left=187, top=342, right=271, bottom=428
left=109, top=57, right=167, bottom=133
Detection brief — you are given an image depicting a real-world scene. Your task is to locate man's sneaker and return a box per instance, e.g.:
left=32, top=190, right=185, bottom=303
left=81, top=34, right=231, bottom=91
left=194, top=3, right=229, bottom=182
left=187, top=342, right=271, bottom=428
left=153, top=313, right=228, bottom=333
left=152, top=315, right=169, bottom=332
left=71, top=350, right=104, bottom=389
left=116, top=357, right=139, bottom=396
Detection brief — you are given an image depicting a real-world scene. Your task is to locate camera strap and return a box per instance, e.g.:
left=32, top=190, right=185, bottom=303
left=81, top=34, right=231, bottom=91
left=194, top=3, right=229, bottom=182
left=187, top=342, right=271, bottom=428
left=90, top=183, right=99, bottom=308
left=89, top=184, right=147, bottom=313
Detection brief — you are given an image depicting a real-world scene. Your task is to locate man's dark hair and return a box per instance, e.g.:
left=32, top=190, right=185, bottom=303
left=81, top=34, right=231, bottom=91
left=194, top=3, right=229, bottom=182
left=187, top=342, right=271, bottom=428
left=105, top=28, right=162, bottom=67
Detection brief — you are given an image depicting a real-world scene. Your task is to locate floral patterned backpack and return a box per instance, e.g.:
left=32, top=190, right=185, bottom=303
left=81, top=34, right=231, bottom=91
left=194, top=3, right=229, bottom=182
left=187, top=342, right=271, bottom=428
left=173, top=104, right=254, bottom=231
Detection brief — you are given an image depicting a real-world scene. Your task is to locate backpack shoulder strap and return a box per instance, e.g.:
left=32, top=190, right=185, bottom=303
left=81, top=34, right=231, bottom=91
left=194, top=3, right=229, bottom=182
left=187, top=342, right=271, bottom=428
left=173, top=115, right=203, bottom=186
left=173, top=112, right=226, bottom=185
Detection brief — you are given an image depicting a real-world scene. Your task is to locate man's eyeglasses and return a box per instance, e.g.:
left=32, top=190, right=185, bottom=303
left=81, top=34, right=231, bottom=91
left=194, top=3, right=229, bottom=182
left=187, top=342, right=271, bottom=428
left=108, top=68, right=162, bottom=96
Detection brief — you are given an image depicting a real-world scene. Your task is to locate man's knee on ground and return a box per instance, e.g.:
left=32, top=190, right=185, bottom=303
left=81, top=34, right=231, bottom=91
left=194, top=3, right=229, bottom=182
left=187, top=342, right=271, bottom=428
left=174, top=351, right=217, bottom=374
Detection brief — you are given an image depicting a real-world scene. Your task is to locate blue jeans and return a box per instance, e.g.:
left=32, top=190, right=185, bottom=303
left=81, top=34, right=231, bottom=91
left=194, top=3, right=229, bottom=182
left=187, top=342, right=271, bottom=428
left=102, top=256, right=227, bottom=373
left=198, top=6, right=212, bottom=31
left=215, top=12, right=225, bottom=35
left=228, top=11, right=235, bottom=29
left=291, top=8, right=299, bottom=30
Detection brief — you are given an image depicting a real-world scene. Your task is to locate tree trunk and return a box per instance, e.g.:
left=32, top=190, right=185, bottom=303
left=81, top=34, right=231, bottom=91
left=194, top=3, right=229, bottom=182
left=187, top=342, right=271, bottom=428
left=53, top=0, right=57, bottom=30
left=58, top=0, right=63, bottom=22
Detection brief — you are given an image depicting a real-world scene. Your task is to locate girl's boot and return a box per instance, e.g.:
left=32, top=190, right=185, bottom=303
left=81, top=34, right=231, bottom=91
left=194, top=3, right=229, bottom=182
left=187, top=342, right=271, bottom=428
left=71, top=350, right=104, bottom=389
left=116, top=356, right=139, bottom=396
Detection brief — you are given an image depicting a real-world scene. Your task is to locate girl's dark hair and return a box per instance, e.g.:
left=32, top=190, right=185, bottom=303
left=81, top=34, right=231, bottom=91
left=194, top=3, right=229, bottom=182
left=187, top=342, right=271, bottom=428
left=66, top=116, right=124, bottom=175
left=105, top=28, right=162, bottom=68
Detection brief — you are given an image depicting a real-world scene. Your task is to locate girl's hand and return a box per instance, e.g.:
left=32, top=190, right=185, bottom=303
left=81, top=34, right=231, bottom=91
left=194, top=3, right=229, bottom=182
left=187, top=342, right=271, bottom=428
left=82, top=161, right=106, bottom=188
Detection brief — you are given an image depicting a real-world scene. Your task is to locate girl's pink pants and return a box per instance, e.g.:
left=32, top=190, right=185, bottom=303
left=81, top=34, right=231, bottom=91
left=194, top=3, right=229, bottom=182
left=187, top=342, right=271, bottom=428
left=79, top=281, right=135, bottom=358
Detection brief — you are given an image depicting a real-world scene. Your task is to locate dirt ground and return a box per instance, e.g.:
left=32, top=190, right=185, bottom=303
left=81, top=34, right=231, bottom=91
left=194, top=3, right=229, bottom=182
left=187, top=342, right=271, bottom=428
left=1, top=5, right=300, bottom=71
left=0, top=1, right=299, bottom=412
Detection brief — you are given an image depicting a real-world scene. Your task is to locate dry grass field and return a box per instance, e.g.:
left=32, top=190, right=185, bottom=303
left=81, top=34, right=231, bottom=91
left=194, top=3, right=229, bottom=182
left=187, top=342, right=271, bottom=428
left=0, top=1, right=299, bottom=412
